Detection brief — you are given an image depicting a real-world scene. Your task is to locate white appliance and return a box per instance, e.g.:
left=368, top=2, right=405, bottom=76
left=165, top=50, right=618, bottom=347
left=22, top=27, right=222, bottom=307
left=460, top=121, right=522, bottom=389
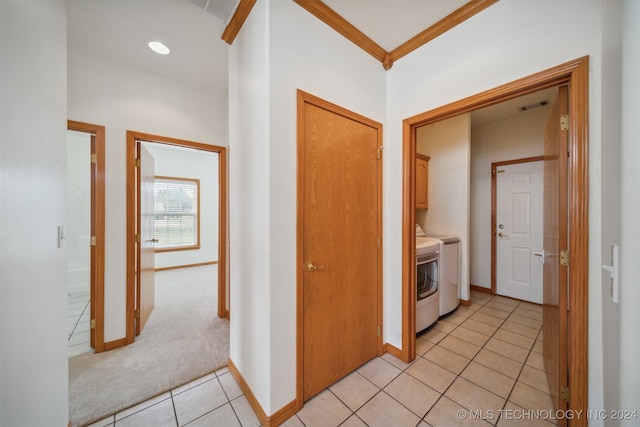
left=427, top=234, right=460, bottom=316
left=415, top=225, right=440, bottom=332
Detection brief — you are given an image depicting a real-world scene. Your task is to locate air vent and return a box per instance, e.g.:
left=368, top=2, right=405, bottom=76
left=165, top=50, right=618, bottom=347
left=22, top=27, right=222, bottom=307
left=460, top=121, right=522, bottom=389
left=518, top=100, right=549, bottom=112
left=187, top=0, right=240, bottom=24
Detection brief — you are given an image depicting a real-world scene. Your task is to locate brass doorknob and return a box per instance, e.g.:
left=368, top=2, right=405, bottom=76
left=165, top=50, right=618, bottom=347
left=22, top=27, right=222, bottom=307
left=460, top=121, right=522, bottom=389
left=498, top=232, right=508, bottom=238
left=306, top=262, right=325, bottom=272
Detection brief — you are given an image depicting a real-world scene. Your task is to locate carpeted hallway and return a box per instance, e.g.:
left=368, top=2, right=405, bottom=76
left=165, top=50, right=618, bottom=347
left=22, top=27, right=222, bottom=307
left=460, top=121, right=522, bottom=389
left=69, top=265, right=229, bottom=427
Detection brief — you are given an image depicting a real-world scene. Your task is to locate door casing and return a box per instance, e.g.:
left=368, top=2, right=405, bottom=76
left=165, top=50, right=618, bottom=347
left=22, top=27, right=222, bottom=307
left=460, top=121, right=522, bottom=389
left=401, top=57, right=589, bottom=416
left=126, top=131, right=228, bottom=345
left=296, top=90, right=384, bottom=409
left=67, top=120, right=106, bottom=353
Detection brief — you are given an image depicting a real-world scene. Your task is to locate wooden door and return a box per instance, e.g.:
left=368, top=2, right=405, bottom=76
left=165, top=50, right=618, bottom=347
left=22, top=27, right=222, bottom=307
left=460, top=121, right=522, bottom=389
left=543, top=85, right=569, bottom=424
left=137, top=144, right=156, bottom=335
left=298, top=92, right=382, bottom=402
left=496, top=160, right=544, bottom=303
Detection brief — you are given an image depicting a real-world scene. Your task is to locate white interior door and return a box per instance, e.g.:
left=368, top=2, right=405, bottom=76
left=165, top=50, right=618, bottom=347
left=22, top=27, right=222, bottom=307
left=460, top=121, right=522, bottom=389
left=496, top=160, right=543, bottom=303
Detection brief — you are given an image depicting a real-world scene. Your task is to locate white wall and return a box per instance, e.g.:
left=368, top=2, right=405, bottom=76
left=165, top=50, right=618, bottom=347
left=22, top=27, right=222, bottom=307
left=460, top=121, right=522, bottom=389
left=0, top=1, right=69, bottom=425
left=469, top=108, right=547, bottom=289
left=229, top=0, right=386, bottom=414
left=67, top=44, right=228, bottom=342
left=416, top=114, right=471, bottom=301
left=143, top=143, right=219, bottom=270
left=385, top=0, right=606, bottom=416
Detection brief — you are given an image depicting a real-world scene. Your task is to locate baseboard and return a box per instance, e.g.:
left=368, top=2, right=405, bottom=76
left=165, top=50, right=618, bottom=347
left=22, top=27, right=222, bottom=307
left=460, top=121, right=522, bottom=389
left=459, top=298, right=472, bottom=307
left=155, top=261, right=217, bottom=272
left=470, top=284, right=493, bottom=294
left=103, top=337, right=128, bottom=351
left=384, top=342, right=404, bottom=360
left=228, top=358, right=297, bottom=427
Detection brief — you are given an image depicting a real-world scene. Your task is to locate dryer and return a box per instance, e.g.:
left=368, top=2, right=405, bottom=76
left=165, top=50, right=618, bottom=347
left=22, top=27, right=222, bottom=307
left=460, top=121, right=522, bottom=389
left=415, top=225, right=440, bottom=332
left=428, top=234, right=460, bottom=316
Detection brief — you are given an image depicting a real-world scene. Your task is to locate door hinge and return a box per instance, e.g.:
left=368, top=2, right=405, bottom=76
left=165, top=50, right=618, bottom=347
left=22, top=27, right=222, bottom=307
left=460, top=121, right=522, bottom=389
left=377, top=146, right=384, bottom=160
left=495, top=169, right=505, bottom=174
left=376, top=325, right=381, bottom=336
left=135, top=158, right=141, bottom=167
left=90, top=319, right=96, bottom=329
left=90, top=236, right=96, bottom=246
left=560, top=385, right=569, bottom=402
left=91, top=153, right=97, bottom=164
left=136, top=234, right=141, bottom=243
left=560, top=115, right=569, bottom=131
left=135, top=309, right=141, bottom=319
left=560, top=249, right=569, bottom=267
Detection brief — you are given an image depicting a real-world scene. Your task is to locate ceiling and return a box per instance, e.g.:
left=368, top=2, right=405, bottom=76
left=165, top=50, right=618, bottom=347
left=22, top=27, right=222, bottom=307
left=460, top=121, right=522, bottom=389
left=67, top=0, right=551, bottom=125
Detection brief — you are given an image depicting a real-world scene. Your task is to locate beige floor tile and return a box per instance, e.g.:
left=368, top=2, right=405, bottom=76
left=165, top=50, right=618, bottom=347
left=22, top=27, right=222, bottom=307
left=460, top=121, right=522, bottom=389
left=357, top=357, right=401, bottom=388
left=356, top=391, right=421, bottom=427
left=484, top=337, right=529, bottom=363
left=116, top=392, right=172, bottom=420
left=525, top=351, right=545, bottom=371
left=417, top=337, right=436, bottom=356
left=497, top=401, right=556, bottom=427
left=405, top=357, right=457, bottom=393
left=433, top=320, right=458, bottom=334
left=478, top=306, right=511, bottom=320
left=438, top=335, right=482, bottom=360
left=425, top=345, right=471, bottom=374
left=491, top=296, right=520, bottom=307
left=173, top=378, right=229, bottom=426
left=516, top=301, right=543, bottom=313
left=230, top=395, right=260, bottom=427
left=518, top=365, right=551, bottom=395
left=86, top=415, right=114, bottom=427
left=218, top=371, right=243, bottom=400
left=474, top=349, right=523, bottom=379
left=297, top=389, right=352, bottom=427
left=453, top=306, right=477, bottom=318
left=329, top=371, right=379, bottom=411
left=441, top=312, right=468, bottom=325
left=509, top=382, right=555, bottom=412
left=424, top=396, right=493, bottom=427
left=445, top=377, right=506, bottom=416
left=485, top=300, right=517, bottom=313
left=462, top=318, right=499, bottom=336
left=384, top=372, right=441, bottom=417
left=507, top=313, right=543, bottom=329
left=531, top=339, right=543, bottom=354
left=171, top=373, right=217, bottom=395
left=186, top=402, right=240, bottom=427
left=464, top=301, right=485, bottom=312
left=470, top=311, right=506, bottom=327
left=280, top=415, right=306, bottom=427
left=512, top=307, right=543, bottom=321
left=341, top=414, right=368, bottom=426
left=501, top=320, right=540, bottom=339
left=116, top=398, right=177, bottom=427
left=460, top=361, right=516, bottom=399
left=381, top=352, right=414, bottom=370
left=420, top=327, right=448, bottom=344
left=493, top=329, right=535, bottom=350
left=450, top=326, right=491, bottom=347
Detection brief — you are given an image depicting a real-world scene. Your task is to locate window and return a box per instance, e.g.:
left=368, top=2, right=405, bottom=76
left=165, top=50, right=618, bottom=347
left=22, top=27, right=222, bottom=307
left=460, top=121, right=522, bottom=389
left=154, top=176, right=200, bottom=251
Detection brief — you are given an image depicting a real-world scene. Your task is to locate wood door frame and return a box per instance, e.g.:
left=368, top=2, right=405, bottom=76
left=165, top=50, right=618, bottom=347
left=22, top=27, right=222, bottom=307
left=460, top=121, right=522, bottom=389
left=401, top=57, right=589, bottom=415
left=67, top=120, right=106, bottom=353
left=126, top=131, right=228, bottom=344
left=491, top=156, right=545, bottom=295
left=296, top=90, right=384, bottom=409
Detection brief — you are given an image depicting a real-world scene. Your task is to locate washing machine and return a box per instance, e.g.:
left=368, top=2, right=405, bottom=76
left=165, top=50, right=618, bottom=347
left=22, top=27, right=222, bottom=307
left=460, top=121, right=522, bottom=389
left=427, top=234, right=460, bottom=316
left=416, top=225, right=440, bottom=332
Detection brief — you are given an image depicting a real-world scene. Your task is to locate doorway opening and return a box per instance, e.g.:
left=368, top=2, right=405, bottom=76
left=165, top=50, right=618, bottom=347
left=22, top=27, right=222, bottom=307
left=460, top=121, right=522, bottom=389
left=126, top=131, right=228, bottom=344
left=401, top=57, right=588, bottom=416
left=67, top=120, right=105, bottom=355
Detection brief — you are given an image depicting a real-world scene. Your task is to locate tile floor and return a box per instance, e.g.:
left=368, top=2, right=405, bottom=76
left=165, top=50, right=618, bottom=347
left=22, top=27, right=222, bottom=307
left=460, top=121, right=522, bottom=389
left=86, top=292, right=558, bottom=427
left=68, top=289, right=92, bottom=357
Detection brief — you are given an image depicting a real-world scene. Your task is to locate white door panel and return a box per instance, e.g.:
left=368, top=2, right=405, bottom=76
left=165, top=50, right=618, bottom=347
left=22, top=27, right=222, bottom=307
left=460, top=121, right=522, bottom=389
left=496, top=161, right=543, bottom=303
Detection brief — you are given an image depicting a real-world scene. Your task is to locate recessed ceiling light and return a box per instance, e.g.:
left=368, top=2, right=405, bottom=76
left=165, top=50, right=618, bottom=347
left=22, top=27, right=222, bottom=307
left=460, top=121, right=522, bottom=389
left=148, top=41, right=170, bottom=55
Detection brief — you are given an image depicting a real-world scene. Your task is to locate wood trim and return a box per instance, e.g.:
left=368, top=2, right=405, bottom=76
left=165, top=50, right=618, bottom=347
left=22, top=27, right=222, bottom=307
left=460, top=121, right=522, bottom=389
left=126, top=131, right=228, bottom=343
left=459, top=298, right=472, bottom=307
left=228, top=358, right=298, bottom=426
left=103, top=337, right=128, bottom=351
left=384, top=343, right=404, bottom=361
left=68, top=120, right=106, bottom=353
left=470, top=284, right=492, bottom=294
left=155, top=261, right=217, bottom=272
left=389, top=0, right=499, bottom=65
left=293, top=0, right=388, bottom=66
left=221, top=0, right=257, bottom=45
left=401, top=57, right=588, bottom=420
left=296, top=89, right=384, bottom=406
left=490, top=156, right=544, bottom=295
left=401, top=118, right=416, bottom=363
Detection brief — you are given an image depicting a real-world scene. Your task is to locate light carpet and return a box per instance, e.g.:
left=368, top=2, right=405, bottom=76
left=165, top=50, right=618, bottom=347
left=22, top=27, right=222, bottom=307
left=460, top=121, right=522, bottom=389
left=69, top=265, right=229, bottom=427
